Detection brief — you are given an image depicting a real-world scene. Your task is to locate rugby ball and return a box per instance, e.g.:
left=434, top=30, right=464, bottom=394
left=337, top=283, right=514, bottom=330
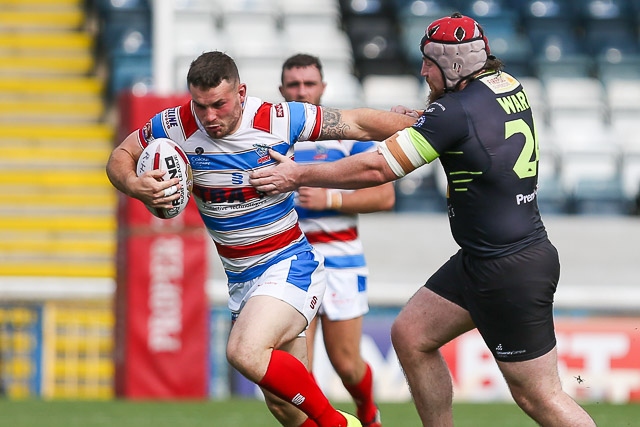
left=136, top=138, right=193, bottom=219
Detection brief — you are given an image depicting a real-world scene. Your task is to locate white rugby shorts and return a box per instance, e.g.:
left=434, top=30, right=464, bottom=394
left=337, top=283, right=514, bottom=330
left=227, top=249, right=326, bottom=327
left=318, top=268, right=369, bottom=321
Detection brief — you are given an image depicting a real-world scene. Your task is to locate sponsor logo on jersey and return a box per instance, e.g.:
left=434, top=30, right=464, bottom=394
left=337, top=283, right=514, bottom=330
left=275, top=103, right=284, bottom=117
left=425, top=101, right=446, bottom=114
left=480, top=72, right=519, bottom=94
left=142, top=122, right=153, bottom=141
left=515, top=187, right=537, bottom=205
left=188, top=155, right=216, bottom=169
left=193, top=186, right=264, bottom=203
left=164, top=108, right=179, bottom=128
left=313, top=145, right=328, bottom=161
left=254, top=143, right=273, bottom=164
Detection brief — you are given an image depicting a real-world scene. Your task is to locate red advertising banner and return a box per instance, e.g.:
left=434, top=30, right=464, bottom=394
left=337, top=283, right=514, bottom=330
left=114, top=93, right=209, bottom=399
left=311, top=313, right=640, bottom=404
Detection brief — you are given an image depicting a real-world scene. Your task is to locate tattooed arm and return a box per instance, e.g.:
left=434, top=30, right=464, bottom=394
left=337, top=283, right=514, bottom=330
left=318, top=108, right=417, bottom=142
left=249, top=106, right=417, bottom=194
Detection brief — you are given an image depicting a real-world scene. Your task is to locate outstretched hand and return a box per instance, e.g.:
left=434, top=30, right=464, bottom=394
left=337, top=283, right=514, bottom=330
left=249, top=149, right=301, bottom=195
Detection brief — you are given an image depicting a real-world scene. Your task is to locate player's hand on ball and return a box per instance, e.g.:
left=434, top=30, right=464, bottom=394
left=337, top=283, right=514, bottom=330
left=134, top=169, right=181, bottom=208
left=135, top=138, right=192, bottom=219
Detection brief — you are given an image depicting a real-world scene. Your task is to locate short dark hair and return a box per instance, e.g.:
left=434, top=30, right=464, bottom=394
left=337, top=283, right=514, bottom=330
left=281, top=53, right=323, bottom=83
left=187, top=51, right=240, bottom=89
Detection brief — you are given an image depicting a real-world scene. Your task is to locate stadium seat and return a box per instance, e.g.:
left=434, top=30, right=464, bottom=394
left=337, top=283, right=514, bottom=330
left=340, top=0, right=389, bottom=16
left=396, top=2, right=457, bottom=71
left=492, top=33, right=535, bottom=77
left=553, top=118, right=621, bottom=203
left=239, top=65, right=283, bottom=102
left=397, top=15, right=433, bottom=71
left=583, top=24, right=639, bottom=59
left=596, top=52, right=640, bottom=83
left=517, top=76, right=548, bottom=125
left=108, top=52, right=152, bottom=97
left=536, top=120, right=558, bottom=181
left=322, top=72, right=365, bottom=109
left=362, top=74, right=425, bottom=110
left=344, top=14, right=408, bottom=76
left=543, top=77, right=607, bottom=127
left=537, top=176, right=570, bottom=215
left=280, top=0, right=342, bottom=26
left=434, top=1, right=533, bottom=76
left=606, top=79, right=640, bottom=132
left=569, top=175, right=629, bottom=215
left=580, top=0, right=636, bottom=29
left=609, top=80, right=640, bottom=205
left=394, top=163, right=447, bottom=213
left=284, top=23, right=354, bottom=69
left=518, top=0, right=579, bottom=23
left=171, top=1, right=221, bottom=58
left=620, top=139, right=640, bottom=205
left=519, top=0, right=590, bottom=79
left=96, top=0, right=151, bottom=57
left=217, top=0, right=278, bottom=16
left=605, top=78, right=640, bottom=111
left=459, top=0, right=520, bottom=31
left=530, top=29, right=595, bottom=79
left=395, top=0, right=454, bottom=18
left=223, top=17, right=286, bottom=79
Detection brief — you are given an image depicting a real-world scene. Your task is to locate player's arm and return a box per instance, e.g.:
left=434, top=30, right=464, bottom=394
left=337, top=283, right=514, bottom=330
left=318, top=107, right=417, bottom=142
left=338, top=182, right=395, bottom=213
left=251, top=126, right=431, bottom=195
left=250, top=148, right=399, bottom=195
left=105, top=130, right=179, bottom=207
left=298, top=182, right=395, bottom=213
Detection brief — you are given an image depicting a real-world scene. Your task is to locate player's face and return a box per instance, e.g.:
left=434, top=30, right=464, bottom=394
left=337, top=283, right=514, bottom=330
left=421, top=58, right=445, bottom=103
left=279, top=65, right=326, bottom=105
left=190, top=79, right=246, bottom=139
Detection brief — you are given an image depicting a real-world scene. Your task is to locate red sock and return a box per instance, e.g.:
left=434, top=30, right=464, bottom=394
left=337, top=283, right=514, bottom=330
left=258, top=349, right=347, bottom=427
left=343, top=363, right=377, bottom=422
left=298, top=418, right=319, bottom=427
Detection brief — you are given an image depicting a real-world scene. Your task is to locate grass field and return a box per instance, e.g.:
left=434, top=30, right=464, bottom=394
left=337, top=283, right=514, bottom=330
left=0, top=399, right=639, bottom=427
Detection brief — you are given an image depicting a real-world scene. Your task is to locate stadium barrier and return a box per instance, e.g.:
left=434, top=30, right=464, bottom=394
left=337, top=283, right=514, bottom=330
left=2, top=301, right=640, bottom=403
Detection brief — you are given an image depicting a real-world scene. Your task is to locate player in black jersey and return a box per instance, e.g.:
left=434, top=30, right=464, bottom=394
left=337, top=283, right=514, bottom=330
left=251, top=12, right=596, bottom=427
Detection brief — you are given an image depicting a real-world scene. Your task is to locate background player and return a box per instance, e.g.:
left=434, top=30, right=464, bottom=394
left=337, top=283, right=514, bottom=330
left=280, top=53, right=394, bottom=427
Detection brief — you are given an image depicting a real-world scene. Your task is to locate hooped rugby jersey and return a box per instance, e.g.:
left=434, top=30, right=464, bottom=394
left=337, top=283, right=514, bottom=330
left=138, top=96, right=324, bottom=283
left=294, top=139, right=378, bottom=275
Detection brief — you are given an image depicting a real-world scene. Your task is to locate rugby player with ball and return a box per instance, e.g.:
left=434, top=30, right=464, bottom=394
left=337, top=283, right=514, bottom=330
left=106, top=51, right=412, bottom=427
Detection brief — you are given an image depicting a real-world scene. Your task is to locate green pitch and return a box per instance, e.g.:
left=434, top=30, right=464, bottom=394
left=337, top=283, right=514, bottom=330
left=0, top=399, right=638, bottom=426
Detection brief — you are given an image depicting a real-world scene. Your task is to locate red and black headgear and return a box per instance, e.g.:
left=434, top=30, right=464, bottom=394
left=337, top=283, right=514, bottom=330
left=420, top=13, right=491, bottom=91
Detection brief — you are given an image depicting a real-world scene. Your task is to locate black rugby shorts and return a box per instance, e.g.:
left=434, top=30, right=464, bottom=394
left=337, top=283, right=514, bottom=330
left=425, top=239, right=559, bottom=362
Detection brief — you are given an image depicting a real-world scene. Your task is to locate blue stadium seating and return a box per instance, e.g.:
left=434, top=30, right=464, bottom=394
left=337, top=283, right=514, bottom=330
left=95, top=0, right=639, bottom=214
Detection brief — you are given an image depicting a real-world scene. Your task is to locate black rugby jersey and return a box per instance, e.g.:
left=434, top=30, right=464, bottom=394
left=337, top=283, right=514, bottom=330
left=412, top=71, right=548, bottom=257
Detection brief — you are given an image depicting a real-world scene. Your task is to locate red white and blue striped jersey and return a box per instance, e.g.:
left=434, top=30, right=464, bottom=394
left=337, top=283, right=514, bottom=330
left=138, top=96, right=324, bottom=283
left=294, top=139, right=378, bottom=274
